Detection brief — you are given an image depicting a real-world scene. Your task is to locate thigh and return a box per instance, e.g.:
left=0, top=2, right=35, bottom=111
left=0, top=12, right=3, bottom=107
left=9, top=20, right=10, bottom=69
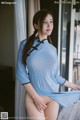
left=25, top=93, right=45, bottom=120
left=44, top=100, right=59, bottom=120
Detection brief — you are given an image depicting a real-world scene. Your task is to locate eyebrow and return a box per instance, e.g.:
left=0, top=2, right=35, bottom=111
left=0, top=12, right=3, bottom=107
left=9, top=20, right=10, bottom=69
left=44, top=19, right=53, bottom=21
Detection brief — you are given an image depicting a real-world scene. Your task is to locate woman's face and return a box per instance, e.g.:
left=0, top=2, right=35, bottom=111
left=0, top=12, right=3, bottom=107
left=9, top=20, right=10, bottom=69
left=39, top=14, right=53, bottom=36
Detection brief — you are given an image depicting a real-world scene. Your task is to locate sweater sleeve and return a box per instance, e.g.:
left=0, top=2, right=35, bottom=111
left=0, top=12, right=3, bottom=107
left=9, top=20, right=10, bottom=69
left=54, top=49, right=66, bottom=85
left=55, top=67, right=66, bottom=85
left=16, top=40, right=30, bottom=85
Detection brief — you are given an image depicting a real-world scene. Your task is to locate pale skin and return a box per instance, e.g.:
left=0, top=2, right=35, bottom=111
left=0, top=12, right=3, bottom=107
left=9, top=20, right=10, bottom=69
left=23, top=14, right=80, bottom=120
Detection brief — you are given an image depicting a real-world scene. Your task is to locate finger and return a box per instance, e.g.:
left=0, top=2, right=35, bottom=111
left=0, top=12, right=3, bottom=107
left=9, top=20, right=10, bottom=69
left=42, top=104, right=47, bottom=109
left=40, top=104, right=47, bottom=110
left=37, top=107, right=43, bottom=113
left=38, top=103, right=46, bottom=111
left=35, top=104, right=44, bottom=112
left=42, top=102, right=47, bottom=108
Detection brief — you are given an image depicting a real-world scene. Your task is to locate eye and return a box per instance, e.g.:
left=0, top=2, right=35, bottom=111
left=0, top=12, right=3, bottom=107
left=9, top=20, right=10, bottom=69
left=42, top=20, right=53, bottom=25
left=50, top=21, right=53, bottom=23
left=43, top=21, right=48, bottom=24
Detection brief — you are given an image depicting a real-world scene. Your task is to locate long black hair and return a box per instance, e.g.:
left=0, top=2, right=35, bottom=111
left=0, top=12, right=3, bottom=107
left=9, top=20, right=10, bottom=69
left=22, top=9, right=54, bottom=64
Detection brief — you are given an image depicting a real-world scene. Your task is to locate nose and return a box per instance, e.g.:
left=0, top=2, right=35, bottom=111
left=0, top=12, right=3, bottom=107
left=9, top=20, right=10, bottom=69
left=47, top=22, right=51, bottom=28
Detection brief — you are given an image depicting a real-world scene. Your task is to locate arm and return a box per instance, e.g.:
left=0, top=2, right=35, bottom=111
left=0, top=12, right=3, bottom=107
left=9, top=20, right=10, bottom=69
left=55, top=68, right=80, bottom=90
left=23, top=83, right=39, bottom=99
left=16, top=40, right=47, bottom=112
left=54, top=48, right=66, bottom=85
left=16, top=40, right=39, bottom=97
left=54, top=48, right=80, bottom=89
left=54, top=63, right=66, bottom=86
left=16, top=40, right=30, bottom=84
left=63, top=80, right=80, bottom=90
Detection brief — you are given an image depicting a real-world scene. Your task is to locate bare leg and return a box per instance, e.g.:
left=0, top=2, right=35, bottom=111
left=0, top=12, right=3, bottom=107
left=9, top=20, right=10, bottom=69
left=25, top=93, right=45, bottom=120
left=44, top=100, right=59, bottom=120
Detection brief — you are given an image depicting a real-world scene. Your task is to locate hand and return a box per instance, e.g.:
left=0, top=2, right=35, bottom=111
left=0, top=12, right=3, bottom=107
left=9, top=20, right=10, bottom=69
left=74, top=84, right=80, bottom=90
left=33, top=94, right=47, bottom=112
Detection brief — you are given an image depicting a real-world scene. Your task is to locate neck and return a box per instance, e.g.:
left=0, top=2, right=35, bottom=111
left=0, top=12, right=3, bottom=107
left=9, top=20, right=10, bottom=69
left=38, top=33, right=47, bottom=41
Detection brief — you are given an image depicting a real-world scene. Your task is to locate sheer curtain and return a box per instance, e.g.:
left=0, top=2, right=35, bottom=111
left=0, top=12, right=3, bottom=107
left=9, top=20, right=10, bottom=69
left=27, top=0, right=40, bottom=36
left=14, top=0, right=40, bottom=119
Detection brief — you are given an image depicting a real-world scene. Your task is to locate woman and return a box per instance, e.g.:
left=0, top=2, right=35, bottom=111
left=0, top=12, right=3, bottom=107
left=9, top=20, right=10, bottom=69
left=16, top=9, right=80, bottom=120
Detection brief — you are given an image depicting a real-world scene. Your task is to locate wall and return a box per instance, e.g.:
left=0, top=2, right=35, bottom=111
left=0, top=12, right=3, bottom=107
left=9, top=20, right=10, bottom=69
left=0, top=3, right=14, bottom=67
left=0, top=2, right=15, bottom=117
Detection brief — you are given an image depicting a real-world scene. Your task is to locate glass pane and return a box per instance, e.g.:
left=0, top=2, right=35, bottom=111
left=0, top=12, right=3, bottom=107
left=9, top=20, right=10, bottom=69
left=73, top=12, right=80, bottom=82
left=60, top=3, right=71, bottom=82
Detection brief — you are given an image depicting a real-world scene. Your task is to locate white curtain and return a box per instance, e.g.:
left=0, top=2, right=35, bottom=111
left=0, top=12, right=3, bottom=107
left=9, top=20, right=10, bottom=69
left=27, top=0, right=40, bottom=36
left=14, top=0, right=40, bottom=119
left=14, top=0, right=27, bottom=119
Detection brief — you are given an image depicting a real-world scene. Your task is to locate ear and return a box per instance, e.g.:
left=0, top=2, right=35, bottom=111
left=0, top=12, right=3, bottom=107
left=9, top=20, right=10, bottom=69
left=34, top=23, right=39, bottom=30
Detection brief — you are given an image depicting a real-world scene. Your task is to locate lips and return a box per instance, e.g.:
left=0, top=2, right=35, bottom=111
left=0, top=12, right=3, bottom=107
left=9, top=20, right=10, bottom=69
left=46, top=29, right=51, bottom=32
